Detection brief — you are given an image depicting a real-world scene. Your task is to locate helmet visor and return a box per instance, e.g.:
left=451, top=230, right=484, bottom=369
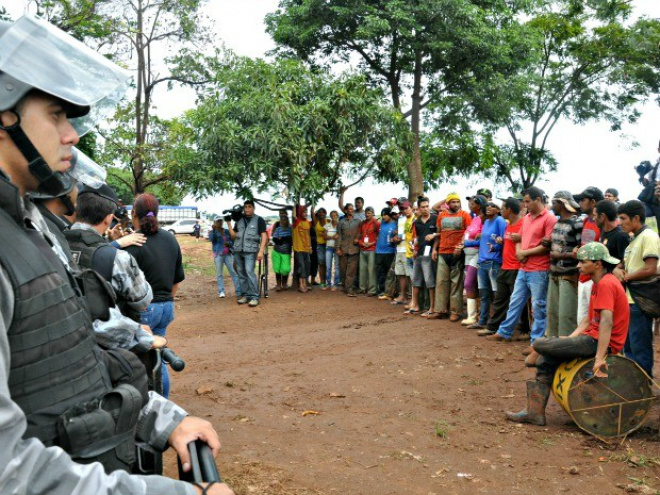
left=68, top=147, right=106, bottom=188
left=0, top=14, right=131, bottom=136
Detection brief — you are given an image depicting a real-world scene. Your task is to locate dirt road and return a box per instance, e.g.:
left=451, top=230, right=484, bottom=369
left=163, top=237, right=660, bottom=495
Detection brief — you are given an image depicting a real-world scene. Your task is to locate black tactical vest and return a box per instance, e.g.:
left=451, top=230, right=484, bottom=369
left=64, top=228, right=141, bottom=322
left=0, top=178, right=111, bottom=445
left=64, top=228, right=116, bottom=281
left=0, top=176, right=144, bottom=472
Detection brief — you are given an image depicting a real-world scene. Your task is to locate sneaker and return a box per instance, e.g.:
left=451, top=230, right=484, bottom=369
left=237, top=297, right=248, bottom=305
left=219, top=292, right=226, bottom=299
left=449, top=313, right=461, bottom=323
left=248, top=299, right=259, bottom=307
left=476, top=328, right=496, bottom=336
left=378, top=294, right=393, bottom=300
left=487, top=333, right=512, bottom=342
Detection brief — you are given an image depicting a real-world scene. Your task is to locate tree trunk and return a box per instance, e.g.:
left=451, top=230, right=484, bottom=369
left=407, top=50, right=424, bottom=201
left=133, top=0, right=145, bottom=195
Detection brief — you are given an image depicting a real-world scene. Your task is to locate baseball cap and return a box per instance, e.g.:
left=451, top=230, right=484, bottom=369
left=577, top=242, right=620, bottom=265
left=574, top=187, right=604, bottom=202
left=398, top=200, right=411, bottom=210
left=470, top=195, right=488, bottom=209
left=552, top=190, right=579, bottom=213
left=381, top=207, right=392, bottom=217
left=365, top=206, right=375, bottom=213
left=78, top=183, right=119, bottom=205
left=486, top=201, right=501, bottom=210
left=467, top=188, right=492, bottom=200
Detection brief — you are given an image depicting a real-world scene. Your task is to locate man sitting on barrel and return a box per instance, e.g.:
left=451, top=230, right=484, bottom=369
left=506, top=242, right=629, bottom=426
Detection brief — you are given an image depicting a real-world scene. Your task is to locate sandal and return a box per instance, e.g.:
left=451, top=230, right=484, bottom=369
left=403, top=308, right=419, bottom=315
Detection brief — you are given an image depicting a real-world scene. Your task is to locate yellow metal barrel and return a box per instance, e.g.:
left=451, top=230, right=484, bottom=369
left=552, top=355, right=654, bottom=438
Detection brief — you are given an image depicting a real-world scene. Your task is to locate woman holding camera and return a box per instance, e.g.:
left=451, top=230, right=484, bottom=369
left=126, top=193, right=185, bottom=398
left=210, top=217, right=241, bottom=298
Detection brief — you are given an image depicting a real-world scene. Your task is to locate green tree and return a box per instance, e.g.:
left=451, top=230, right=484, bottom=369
left=22, top=0, right=212, bottom=197
left=468, top=0, right=660, bottom=190
left=266, top=0, right=530, bottom=199
left=173, top=57, right=411, bottom=203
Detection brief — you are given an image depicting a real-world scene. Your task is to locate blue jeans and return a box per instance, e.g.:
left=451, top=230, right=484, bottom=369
left=234, top=251, right=259, bottom=300
left=624, top=303, right=654, bottom=377
left=325, top=247, right=340, bottom=287
left=643, top=201, right=660, bottom=231
left=496, top=270, right=549, bottom=343
left=477, top=261, right=500, bottom=324
left=214, top=253, right=240, bottom=295
left=141, top=301, right=175, bottom=398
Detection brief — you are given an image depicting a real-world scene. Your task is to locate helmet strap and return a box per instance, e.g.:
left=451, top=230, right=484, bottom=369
left=0, top=110, right=65, bottom=197
left=59, top=195, right=76, bottom=217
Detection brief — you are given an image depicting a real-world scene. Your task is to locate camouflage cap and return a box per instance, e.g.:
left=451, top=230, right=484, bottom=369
left=577, top=242, right=620, bottom=265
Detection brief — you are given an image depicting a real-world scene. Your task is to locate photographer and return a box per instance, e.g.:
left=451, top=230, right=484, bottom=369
left=636, top=140, right=660, bottom=228
left=228, top=199, right=268, bottom=307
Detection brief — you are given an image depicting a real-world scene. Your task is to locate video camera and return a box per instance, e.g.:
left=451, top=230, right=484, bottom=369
left=636, top=161, right=653, bottom=184
left=222, top=204, right=244, bottom=223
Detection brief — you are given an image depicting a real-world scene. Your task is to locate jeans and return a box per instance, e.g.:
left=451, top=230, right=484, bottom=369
left=435, top=253, right=464, bottom=315
left=546, top=273, right=578, bottom=337
left=376, top=252, right=395, bottom=295
left=214, top=253, right=240, bottom=295
left=359, top=250, right=377, bottom=295
left=234, top=251, right=259, bottom=301
left=477, top=261, right=501, bottom=325
left=624, top=303, right=654, bottom=377
left=140, top=301, right=175, bottom=398
left=295, top=251, right=311, bottom=279
left=534, top=334, right=599, bottom=383
left=325, top=247, right=340, bottom=287
left=497, top=270, right=549, bottom=343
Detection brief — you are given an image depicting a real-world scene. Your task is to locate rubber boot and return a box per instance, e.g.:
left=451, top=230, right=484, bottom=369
left=505, top=380, right=551, bottom=426
left=281, top=275, right=289, bottom=290
left=468, top=289, right=489, bottom=329
left=275, top=274, right=282, bottom=292
left=461, top=298, right=478, bottom=326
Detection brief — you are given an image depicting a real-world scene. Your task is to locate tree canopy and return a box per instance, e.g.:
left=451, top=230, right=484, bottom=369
left=266, top=0, right=531, bottom=198
left=172, top=57, right=411, bottom=203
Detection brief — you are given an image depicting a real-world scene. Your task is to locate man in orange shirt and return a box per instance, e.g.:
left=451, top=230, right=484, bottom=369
left=430, top=193, right=471, bottom=321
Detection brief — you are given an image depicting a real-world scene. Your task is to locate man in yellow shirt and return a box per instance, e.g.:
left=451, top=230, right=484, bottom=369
left=614, top=200, right=660, bottom=377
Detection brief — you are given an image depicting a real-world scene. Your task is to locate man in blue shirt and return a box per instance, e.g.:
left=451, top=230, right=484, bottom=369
left=375, top=208, right=397, bottom=297
left=469, top=202, right=507, bottom=329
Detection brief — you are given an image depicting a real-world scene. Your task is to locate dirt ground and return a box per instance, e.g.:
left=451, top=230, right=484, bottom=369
left=162, top=236, right=660, bottom=495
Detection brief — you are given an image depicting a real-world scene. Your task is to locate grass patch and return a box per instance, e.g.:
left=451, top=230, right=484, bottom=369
left=434, top=420, right=449, bottom=439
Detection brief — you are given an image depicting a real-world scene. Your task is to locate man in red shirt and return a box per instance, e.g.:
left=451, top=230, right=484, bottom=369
left=490, top=187, right=557, bottom=343
left=431, top=193, right=472, bottom=321
left=478, top=197, right=524, bottom=336
left=573, top=186, right=604, bottom=322
left=357, top=206, right=380, bottom=296
left=506, top=242, right=629, bottom=426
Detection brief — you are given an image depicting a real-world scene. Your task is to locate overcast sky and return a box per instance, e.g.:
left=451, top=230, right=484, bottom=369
left=6, top=0, right=660, bottom=216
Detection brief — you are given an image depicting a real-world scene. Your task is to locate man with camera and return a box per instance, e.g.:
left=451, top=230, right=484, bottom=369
left=636, top=140, right=660, bottom=229
left=228, top=199, right=268, bottom=307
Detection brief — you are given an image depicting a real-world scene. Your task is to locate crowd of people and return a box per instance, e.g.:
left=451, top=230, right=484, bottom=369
left=211, top=173, right=660, bottom=428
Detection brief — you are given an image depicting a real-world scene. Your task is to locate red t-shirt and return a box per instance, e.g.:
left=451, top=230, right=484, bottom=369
left=519, top=208, right=557, bottom=272
left=358, top=219, right=380, bottom=251
left=579, top=217, right=602, bottom=283
left=583, top=273, right=629, bottom=354
left=436, top=210, right=472, bottom=254
left=502, top=219, right=523, bottom=270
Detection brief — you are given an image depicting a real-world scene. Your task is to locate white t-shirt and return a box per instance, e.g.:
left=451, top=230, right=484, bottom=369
left=324, top=223, right=338, bottom=247
left=396, top=216, right=407, bottom=253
